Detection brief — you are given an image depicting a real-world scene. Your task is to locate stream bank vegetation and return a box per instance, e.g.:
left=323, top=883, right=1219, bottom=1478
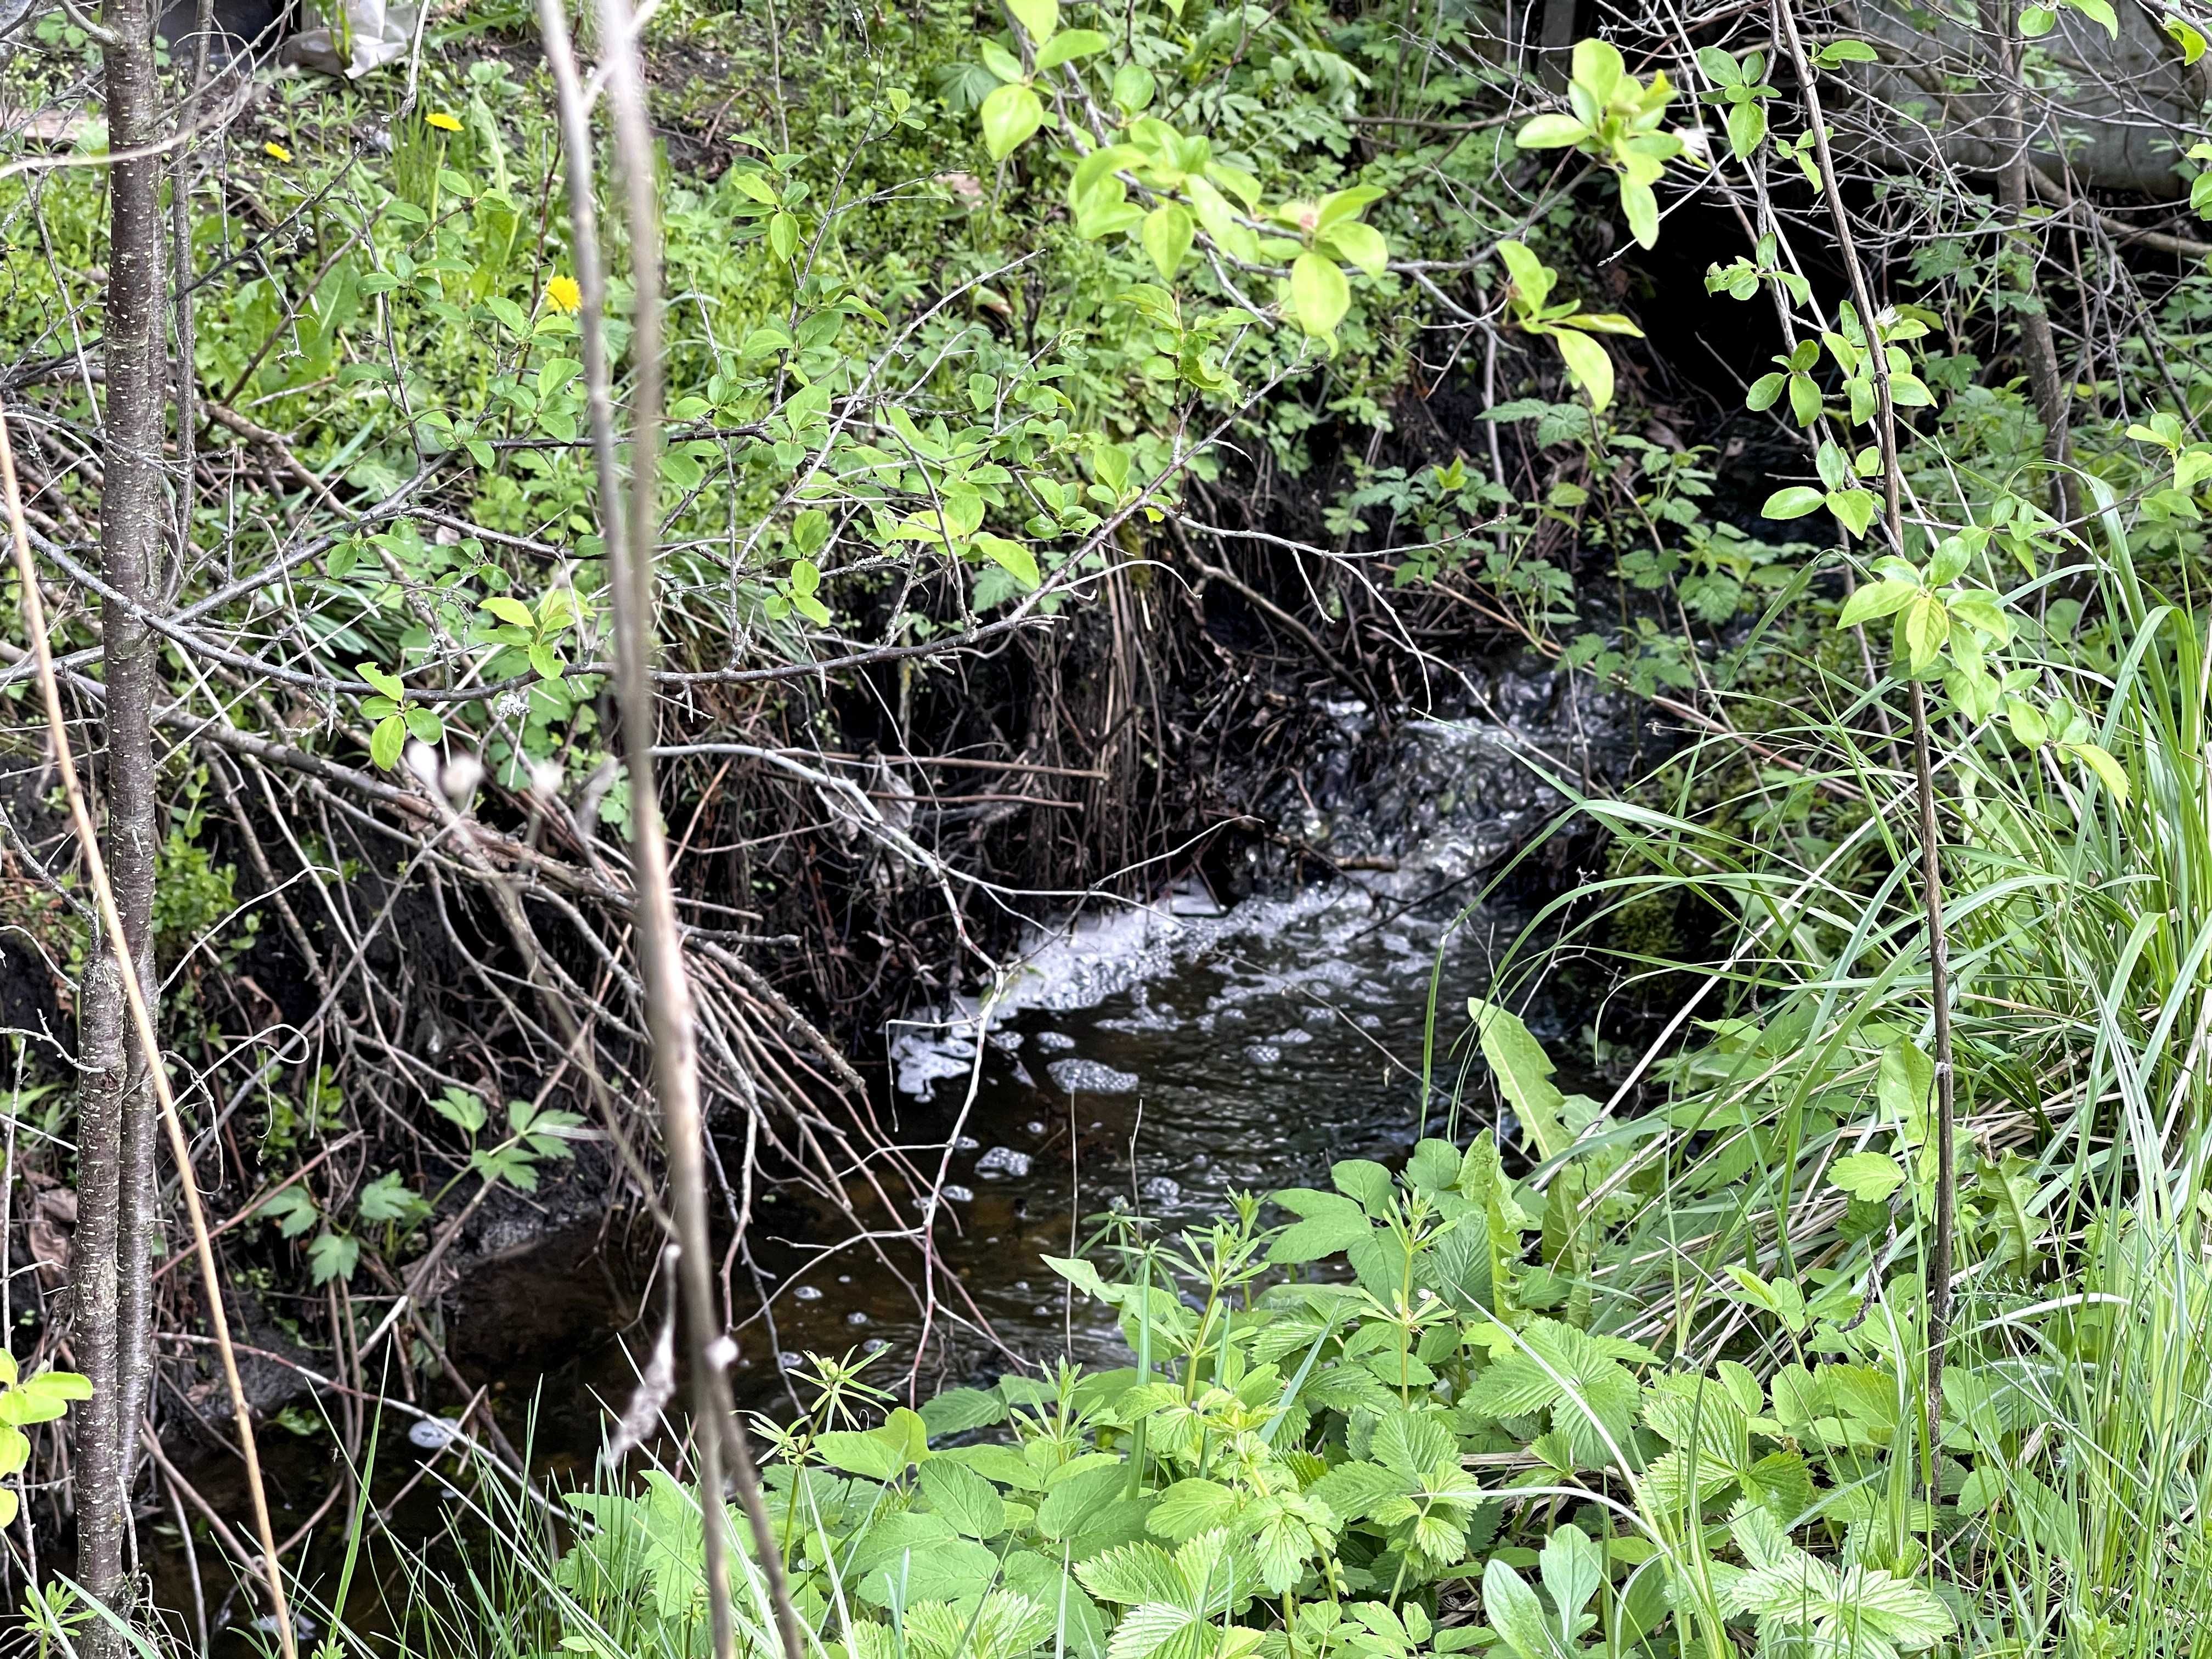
left=1, top=0, right=2211, bottom=1649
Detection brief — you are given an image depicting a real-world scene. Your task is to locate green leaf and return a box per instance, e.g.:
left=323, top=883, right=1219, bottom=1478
left=1618, top=176, right=1660, bottom=249
left=481, top=595, right=535, bottom=629
left=1316, top=184, right=1386, bottom=226
left=1878, top=1040, right=1935, bottom=1144
left=2066, top=0, right=2119, bottom=36
left=1005, top=0, right=1057, bottom=38
left=1762, top=486, right=1826, bottom=520
left=1482, top=1559, right=1552, bottom=1659
left=259, top=1187, right=319, bottom=1238
left=404, top=706, right=445, bottom=745
left=1268, top=1188, right=1372, bottom=1261
left=1899, top=591, right=1950, bottom=672
left=1497, top=239, right=1554, bottom=311
left=1141, top=204, right=1193, bottom=279
left=1837, top=579, right=1916, bottom=627
left=1319, top=219, right=1387, bottom=278
left=1813, top=37, right=1879, bottom=65
left=918, top=1386, right=1006, bottom=1436
left=1828, top=1152, right=1906, bottom=1201
left=1514, top=112, right=1590, bottom=149
left=919, top=1458, right=1009, bottom=1539
left=1466, top=999, right=1569, bottom=1159
left=2065, top=740, right=2130, bottom=803
left=980, top=82, right=1045, bottom=160
left=356, top=662, right=405, bottom=700
left=370, top=714, right=408, bottom=770
left=973, top=533, right=1041, bottom=590
left=816, top=1425, right=918, bottom=1482
left=1146, top=1477, right=1242, bottom=1541
left=1540, top=1526, right=1603, bottom=1622
left=1726, top=99, right=1767, bottom=159
left=1552, top=328, right=1615, bottom=413
left=308, top=1231, right=360, bottom=1285
left=1825, top=487, right=1876, bottom=539
left=1788, top=370, right=1823, bottom=426
left=1289, top=252, right=1351, bottom=340
left=1034, top=26, right=1107, bottom=67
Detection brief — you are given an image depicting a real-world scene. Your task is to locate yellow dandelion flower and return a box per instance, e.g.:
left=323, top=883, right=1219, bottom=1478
left=426, top=111, right=463, bottom=133
left=545, top=274, right=582, bottom=314
left=264, top=141, right=293, bottom=162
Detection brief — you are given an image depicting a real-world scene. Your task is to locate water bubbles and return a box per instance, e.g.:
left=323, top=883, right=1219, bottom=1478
left=408, top=1417, right=464, bottom=1451
left=1139, top=1175, right=1181, bottom=1205
left=1033, top=1030, right=1077, bottom=1052
left=793, top=1284, right=823, bottom=1302
left=976, top=1146, right=1032, bottom=1178
left=1046, top=1058, right=1140, bottom=1094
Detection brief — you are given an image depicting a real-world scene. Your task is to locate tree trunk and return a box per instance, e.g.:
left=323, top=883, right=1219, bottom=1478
left=1983, top=0, right=2078, bottom=524
left=72, top=0, right=165, bottom=1638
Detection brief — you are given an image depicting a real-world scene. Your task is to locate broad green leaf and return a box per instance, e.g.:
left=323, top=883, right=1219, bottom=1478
left=1513, top=112, right=1590, bottom=149
left=974, top=533, right=1041, bottom=590
left=1034, top=26, right=1107, bottom=67
left=1762, top=486, right=1825, bottom=520
left=1481, top=1559, right=1551, bottom=1659
left=919, top=1386, right=1007, bottom=1436
left=1539, top=1526, right=1602, bottom=1622
left=1828, top=1151, right=1906, bottom=1201
left=370, top=714, right=407, bottom=770
left=1141, top=204, right=1194, bottom=279
left=1267, top=1188, right=1370, bottom=1261
left=980, top=82, right=1045, bottom=160
left=1316, top=184, right=1386, bottom=226
left=1289, top=252, right=1350, bottom=340
left=1618, top=176, right=1660, bottom=248
left=1552, top=328, right=1615, bottom=413
left=1837, top=579, right=1916, bottom=627
left=919, top=1458, right=1009, bottom=1539
left=1878, top=1040, right=1936, bottom=1144
left=1466, top=998, right=1569, bottom=1159
left=1319, top=220, right=1387, bottom=278
left=1825, top=487, right=1876, bottom=539
left=2066, top=740, right=2130, bottom=803
left=1005, top=0, right=1057, bottom=41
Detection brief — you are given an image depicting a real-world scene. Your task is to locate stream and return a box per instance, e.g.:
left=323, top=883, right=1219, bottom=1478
left=153, top=684, right=1634, bottom=1643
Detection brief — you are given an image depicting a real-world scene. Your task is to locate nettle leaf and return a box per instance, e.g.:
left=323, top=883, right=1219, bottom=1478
left=919, top=1386, right=1007, bottom=1437
left=1268, top=1188, right=1372, bottom=1261
left=919, top=1457, right=1008, bottom=1539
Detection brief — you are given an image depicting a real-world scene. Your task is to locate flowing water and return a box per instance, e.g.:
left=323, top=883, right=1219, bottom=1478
left=155, top=686, right=1634, bottom=1641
